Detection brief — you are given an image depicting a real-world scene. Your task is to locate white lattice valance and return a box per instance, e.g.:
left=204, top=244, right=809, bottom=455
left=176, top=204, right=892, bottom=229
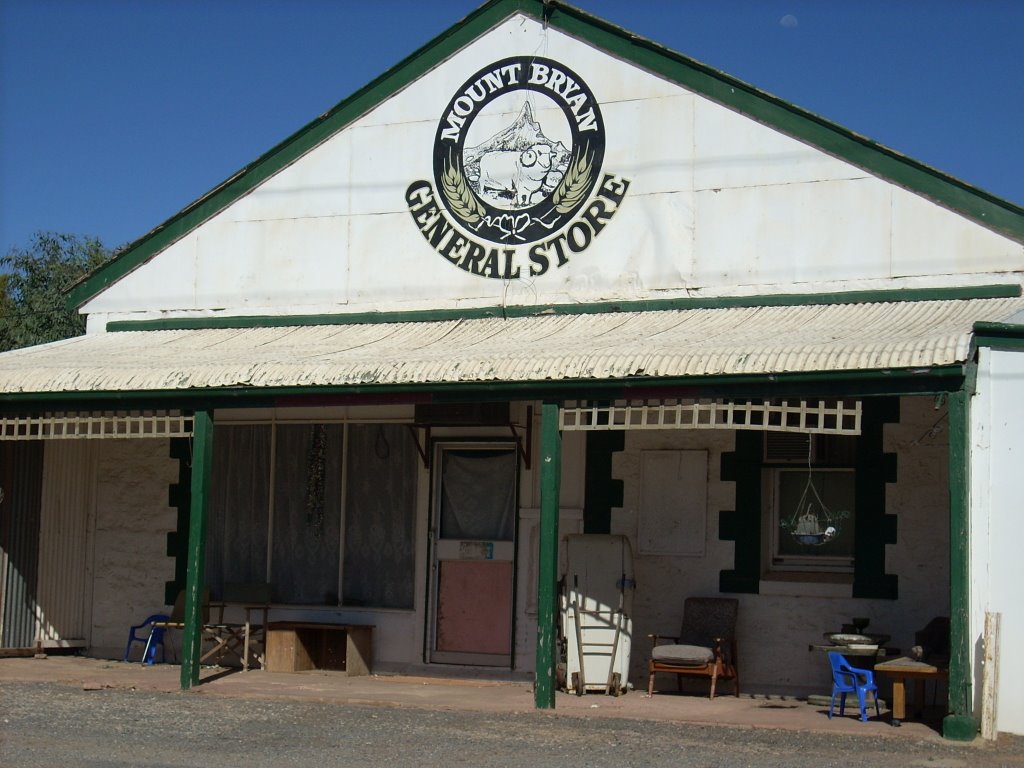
left=559, top=399, right=861, bottom=435
left=0, top=411, right=194, bottom=440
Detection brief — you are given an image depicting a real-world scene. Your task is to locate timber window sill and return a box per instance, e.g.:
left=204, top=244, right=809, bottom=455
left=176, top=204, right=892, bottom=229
left=759, top=572, right=853, bottom=598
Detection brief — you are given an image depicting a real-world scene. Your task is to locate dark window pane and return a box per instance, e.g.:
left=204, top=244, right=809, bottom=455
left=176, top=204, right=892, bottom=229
left=271, top=424, right=342, bottom=605
left=342, top=424, right=417, bottom=609
left=207, top=425, right=271, bottom=600
left=777, top=469, right=855, bottom=559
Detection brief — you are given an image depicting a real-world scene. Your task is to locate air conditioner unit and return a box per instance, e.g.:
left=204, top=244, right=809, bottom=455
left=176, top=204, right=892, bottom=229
left=764, top=432, right=816, bottom=463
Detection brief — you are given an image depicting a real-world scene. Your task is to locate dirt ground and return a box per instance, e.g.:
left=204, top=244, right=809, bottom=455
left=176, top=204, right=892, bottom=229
left=2, top=674, right=1024, bottom=768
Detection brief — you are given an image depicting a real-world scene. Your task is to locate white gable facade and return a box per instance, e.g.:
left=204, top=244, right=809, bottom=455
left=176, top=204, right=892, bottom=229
left=79, top=14, right=1022, bottom=326
left=2, top=0, right=1023, bottom=741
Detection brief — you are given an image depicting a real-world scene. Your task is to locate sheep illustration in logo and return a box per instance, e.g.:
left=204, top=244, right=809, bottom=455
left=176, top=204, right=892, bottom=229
left=477, top=143, right=553, bottom=208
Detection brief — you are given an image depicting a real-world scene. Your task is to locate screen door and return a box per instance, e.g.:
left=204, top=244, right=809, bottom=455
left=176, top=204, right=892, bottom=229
left=429, top=444, right=516, bottom=666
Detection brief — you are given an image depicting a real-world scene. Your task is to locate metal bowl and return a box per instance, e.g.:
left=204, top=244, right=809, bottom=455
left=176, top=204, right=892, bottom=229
left=826, top=632, right=890, bottom=646
left=827, top=633, right=874, bottom=645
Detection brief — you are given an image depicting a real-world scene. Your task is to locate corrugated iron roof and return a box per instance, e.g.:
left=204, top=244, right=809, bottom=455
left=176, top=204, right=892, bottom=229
left=2, top=298, right=1023, bottom=395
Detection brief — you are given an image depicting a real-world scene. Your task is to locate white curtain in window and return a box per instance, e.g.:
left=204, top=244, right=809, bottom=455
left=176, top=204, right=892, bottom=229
left=440, top=449, right=516, bottom=541
left=206, top=425, right=271, bottom=600
left=270, top=424, right=343, bottom=605
left=342, top=424, right=417, bottom=609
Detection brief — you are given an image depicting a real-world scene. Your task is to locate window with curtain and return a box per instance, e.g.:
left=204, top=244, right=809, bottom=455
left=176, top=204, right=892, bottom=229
left=271, top=423, right=343, bottom=605
left=439, top=449, right=516, bottom=541
left=206, top=424, right=271, bottom=600
left=764, top=432, right=857, bottom=574
left=206, top=421, right=418, bottom=609
left=342, top=424, right=417, bottom=609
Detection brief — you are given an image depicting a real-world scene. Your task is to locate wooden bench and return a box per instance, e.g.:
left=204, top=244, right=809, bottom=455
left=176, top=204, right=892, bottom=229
left=264, top=622, right=374, bottom=675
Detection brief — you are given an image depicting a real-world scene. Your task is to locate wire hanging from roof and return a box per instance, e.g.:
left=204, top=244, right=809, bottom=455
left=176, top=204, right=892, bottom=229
left=781, top=434, right=850, bottom=547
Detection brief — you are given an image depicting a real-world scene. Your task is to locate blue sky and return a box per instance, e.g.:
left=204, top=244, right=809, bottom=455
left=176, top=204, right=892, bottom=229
left=1, top=0, right=1022, bottom=255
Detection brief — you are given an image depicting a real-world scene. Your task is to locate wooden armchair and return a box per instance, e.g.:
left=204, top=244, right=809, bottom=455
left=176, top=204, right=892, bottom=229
left=647, top=597, right=739, bottom=699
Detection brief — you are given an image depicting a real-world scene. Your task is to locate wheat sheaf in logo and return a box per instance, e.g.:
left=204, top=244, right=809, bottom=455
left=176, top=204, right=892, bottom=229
left=407, top=57, right=629, bottom=279
left=433, top=57, right=605, bottom=245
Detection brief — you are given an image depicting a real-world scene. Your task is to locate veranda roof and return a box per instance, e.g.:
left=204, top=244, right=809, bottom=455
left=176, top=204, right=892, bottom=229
left=1, top=298, right=1023, bottom=396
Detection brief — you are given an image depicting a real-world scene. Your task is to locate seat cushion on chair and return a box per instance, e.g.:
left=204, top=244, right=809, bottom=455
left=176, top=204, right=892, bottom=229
left=651, top=644, right=714, bottom=667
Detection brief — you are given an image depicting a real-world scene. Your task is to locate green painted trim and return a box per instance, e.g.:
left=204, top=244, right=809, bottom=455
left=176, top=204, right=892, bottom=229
left=718, top=430, right=762, bottom=594
left=164, top=439, right=191, bottom=606
left=0, top=377, right=962, bottom=420
left=973, top=320, right=1024, bottom=337
left=105, top=284, right=1022, bottom=333
left=534, top=402, right=561, bottom=709
left=942, top=715, right=978, bottom=742
left=583, top=431, right=623, bottom=534
left=851, top=398, right=899, bottom=600
left=973, top=320, right=1024, bottom=351
left=0, top=365, right=967, bottom=412
left=66, top=0, right=525, bottom=309
left=180, top=410, right=213, bottom=691
left=973, top=336, right=1024, bottom=351
left=540, top=2, right=1024, bottom=244
left=68, top=0, right=1024, bottom=310
left=944, top=389, right=976, bottom=740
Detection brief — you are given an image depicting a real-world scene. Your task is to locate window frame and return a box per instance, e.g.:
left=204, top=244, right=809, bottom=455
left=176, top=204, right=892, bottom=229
left=718, top=397, right=899, bottom=599
left=764, top=465, right=856, bottom=574
left=206, top=419, right=419, bottom=611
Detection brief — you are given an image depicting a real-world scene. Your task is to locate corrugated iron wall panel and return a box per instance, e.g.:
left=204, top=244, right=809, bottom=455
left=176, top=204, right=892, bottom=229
left=0, top=441, right=43, bottom=648
left=35, top=442, right=96, bottom=647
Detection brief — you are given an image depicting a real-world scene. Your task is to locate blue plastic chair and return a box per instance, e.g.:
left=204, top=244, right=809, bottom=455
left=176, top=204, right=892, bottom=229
left=122, top=613, right=170, bottom=665
left=827, top=651, right=880, bottom=721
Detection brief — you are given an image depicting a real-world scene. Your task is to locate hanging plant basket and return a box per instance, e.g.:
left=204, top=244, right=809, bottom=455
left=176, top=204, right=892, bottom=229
left=779, top=435, right=850, bottom=547
left=781, top=491, right=851, bottom=546
left=782, top=505, right=847, bottom=546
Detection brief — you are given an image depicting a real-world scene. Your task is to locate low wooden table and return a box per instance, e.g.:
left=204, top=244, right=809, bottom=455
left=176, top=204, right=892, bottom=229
left=264, top=622, right=373, bottom=675
left=874, top=657, right=948, bottom=726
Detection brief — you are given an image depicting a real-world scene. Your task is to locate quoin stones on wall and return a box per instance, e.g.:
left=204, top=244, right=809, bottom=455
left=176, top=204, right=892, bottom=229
left=406, top=57, right=630, bottom=279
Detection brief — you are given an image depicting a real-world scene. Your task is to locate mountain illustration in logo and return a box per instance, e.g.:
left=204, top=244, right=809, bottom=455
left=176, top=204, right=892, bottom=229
left=462, top=103, right=571, bottom=210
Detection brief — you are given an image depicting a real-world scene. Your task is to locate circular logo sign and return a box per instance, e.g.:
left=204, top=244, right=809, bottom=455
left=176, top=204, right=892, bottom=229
left=432, top=56, right=605, bottom=245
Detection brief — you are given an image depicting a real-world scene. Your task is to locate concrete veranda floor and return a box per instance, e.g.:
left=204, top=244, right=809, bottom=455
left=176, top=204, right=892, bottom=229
left=0, top=653, right=963, bottom=743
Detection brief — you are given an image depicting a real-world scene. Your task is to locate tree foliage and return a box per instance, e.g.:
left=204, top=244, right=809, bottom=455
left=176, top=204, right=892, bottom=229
left=0, top=232, right=113, bottom=352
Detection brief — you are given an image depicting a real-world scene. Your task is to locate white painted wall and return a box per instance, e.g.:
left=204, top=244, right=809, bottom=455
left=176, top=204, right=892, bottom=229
left=610, top=396, right=949, bottom=695
left=81, top=13, right=1024, bottom=328
left=971, top=347, right=1024, bottom=736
